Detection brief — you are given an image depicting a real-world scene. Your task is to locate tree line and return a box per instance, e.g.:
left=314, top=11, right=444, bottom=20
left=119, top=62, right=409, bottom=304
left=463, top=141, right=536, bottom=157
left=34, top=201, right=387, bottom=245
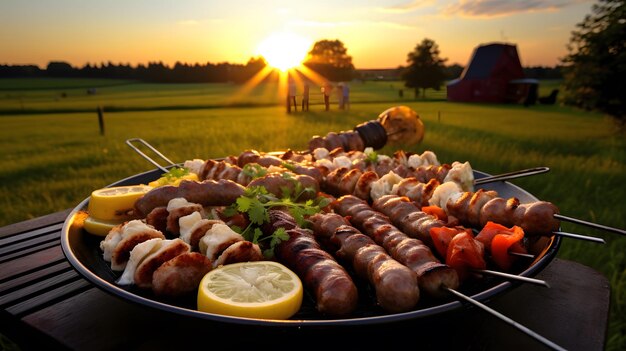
left=0, top=57, right=267, bottom=84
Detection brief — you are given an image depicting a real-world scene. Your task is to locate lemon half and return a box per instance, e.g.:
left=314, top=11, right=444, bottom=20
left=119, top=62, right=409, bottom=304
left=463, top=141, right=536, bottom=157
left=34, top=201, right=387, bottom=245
left=87, top=184, right=153, bottom=221
left=197, top=261, right=303, bottom=320
left=83, top=216, right=122, bottom=236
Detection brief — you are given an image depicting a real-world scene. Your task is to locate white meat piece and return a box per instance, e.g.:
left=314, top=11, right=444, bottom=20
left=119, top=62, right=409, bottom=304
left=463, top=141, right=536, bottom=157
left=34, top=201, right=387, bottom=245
left=179, top=211, right=211, bottom=244
left=116, top=238, right=164, bottom=285
left=198, top=223, right=244, bottom=260
left=100, top=219, right=162, bottom=263
left=444, top=161, right=474, bottom=192
left=429, top=181, right=463, bottom=209
left=407, top=151, right=440, bottom=168
left=166, top=197, right=195, bottom=212
left=312, top=147, right=330, bottom=161
left=332, top=156, right=353, bottom=170
left=183, top=159, right=205, bottom=176
left=370, top=171, right=404, bottom=201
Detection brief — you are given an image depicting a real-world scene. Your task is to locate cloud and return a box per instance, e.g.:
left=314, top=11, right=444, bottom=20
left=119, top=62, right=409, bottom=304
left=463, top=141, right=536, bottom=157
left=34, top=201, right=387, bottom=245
left=379, top=0, right=436, bottom=13
left=289, top=19, right=417, bottom=30
left=443, top=0, right=591, bottom=18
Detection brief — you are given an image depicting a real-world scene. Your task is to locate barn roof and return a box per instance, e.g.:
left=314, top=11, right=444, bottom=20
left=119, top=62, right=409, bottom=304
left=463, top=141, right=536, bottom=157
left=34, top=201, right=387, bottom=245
left=461, top=42, right=521, bottom=79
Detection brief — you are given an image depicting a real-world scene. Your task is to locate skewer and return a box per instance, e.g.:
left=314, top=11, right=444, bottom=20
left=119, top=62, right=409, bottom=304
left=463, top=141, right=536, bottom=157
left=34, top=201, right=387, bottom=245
left=126, top=138, right=176, bottom=173
left=443, top=287, right=567, bottom=351
left=509, top=251, right=535, bottom=258
left=472, top=269, right=550, bottom=287
left=553, top=231, right=605, bottom=243
left=474, top=167, right=550, bottom=185
left=555, top=213, right=626, bottom=236
left=126, top=138, right=623, bottom=243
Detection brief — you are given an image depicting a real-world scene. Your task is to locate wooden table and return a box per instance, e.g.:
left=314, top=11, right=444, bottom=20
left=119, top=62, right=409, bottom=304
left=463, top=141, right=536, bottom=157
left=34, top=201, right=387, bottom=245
left=0, top=209, right=610, bottom=351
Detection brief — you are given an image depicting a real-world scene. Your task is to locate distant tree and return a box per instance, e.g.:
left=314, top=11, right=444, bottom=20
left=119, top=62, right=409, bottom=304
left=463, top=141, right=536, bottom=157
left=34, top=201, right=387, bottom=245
left=561, top=0, right=625, bottom=125
left=303, top=39, right=355, bottom=81
left=443, top=63, right=464, bottom=80
left=46, top=61, right=75, bottom=77
left=402, top=38, right=447, bottom=99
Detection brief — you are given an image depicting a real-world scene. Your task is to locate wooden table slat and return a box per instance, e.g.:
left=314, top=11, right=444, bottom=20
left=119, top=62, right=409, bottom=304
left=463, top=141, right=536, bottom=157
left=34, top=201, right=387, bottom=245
left=6, top=279, right=92, bottom=317
left=0, top=270, right=81, bottom=308
left=0, top=261, right=72, bottom=294
left=0, top=245, right=66, bottom=281
left=0, top=232, right=60, bottom=256
left=0, top=209, right=71, bottom=238
left=0, top=223, right=64, bottom=248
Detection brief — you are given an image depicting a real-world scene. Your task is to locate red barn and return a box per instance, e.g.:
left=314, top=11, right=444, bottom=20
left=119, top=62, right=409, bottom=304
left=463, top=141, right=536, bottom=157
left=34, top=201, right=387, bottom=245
left=446, top=42, right=537, bottom=104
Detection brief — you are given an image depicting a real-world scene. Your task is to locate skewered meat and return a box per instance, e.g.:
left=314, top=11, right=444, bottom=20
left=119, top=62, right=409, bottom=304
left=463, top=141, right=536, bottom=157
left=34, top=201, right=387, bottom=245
left=372, top=194, right=446, bottom=247
left=247, top=173, right=319, bottom=201
left=100, top=219, right=165, bottom=270
left=165, top=197, right=205, bottom=236
left=133, top=238, right=191, bottom=289
left=152, top=252, right=213, bottom=297
left=430, top=182, right=561, bottom=236
left=310, top=212, right=420, bottom=313
left=134, top=179, right=245, bottom=217
left=267, top=210, right=359, bottom=316
left=332, top=195, right=459, bottom=298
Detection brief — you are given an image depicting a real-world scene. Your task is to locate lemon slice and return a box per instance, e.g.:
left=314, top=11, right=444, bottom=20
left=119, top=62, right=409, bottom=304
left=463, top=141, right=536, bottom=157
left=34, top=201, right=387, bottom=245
left=197, top=261, right=303, bottom=320
left=88, top=185, right=153, bottom=221
left=83, top=216, right=121, bottom=236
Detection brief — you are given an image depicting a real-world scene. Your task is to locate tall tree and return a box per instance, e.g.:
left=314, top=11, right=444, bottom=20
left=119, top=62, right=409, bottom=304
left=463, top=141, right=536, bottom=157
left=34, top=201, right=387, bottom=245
left=561, top=0, right=625, bottom=125
left=402, top=38, right=447, bottom=99
left=304, top=39, right=355, bottom=81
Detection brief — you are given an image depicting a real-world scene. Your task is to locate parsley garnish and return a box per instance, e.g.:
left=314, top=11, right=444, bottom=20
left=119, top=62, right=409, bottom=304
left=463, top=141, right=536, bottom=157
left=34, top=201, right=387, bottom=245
left=224, top=184, right=331, bottom=258
left=241, top=163, right=267, bottom=179
left=365, top=149, right=379, bottom=164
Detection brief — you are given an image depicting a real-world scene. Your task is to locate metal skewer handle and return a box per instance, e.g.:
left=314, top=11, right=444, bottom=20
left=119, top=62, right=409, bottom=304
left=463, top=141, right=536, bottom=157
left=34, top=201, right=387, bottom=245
left=555, top=214, right=626, bottom=236
left=474, top=167, right=550, bottom=185
left=126, top=138, right=176, bottom=173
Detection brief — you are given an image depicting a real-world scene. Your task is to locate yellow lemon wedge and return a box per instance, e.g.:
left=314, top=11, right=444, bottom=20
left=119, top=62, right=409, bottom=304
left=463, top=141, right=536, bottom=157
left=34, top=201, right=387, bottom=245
left=87, top=184, right=153, bottom=221
left=83, top=216, right=122, bottom=236
left=197, top=261, right=303, bottom=320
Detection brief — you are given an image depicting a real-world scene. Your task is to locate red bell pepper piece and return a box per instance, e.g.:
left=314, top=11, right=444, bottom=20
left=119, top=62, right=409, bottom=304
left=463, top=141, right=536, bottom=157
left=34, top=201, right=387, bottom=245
left=429, top=226, right=469, bottom=258
left=446, top=231, right=487, bottom=281
left=422, top=205, right=448, bottom=222
left=476, top=221, right=526, bottom=271
left=491, top=225, right=525, bottom=271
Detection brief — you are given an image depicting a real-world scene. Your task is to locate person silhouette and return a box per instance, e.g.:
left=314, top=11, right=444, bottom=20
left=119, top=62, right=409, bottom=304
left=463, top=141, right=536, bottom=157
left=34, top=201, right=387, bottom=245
left=287, top=79, right=297, bottom=113
left=322, top=82, right=332, bottom=111
left=341, top=83, right=350, bottom=111
left=302, top=82, right=310, bottom=112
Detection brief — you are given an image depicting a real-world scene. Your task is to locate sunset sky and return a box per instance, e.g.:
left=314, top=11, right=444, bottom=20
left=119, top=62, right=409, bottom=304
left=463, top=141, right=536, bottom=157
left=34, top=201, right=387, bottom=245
left=0, top=0, right=595, bottom=69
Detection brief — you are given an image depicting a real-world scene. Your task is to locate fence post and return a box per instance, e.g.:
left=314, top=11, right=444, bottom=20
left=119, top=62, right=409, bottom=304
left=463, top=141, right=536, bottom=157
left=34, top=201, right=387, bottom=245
left=97, top=106, right=105, bottom=135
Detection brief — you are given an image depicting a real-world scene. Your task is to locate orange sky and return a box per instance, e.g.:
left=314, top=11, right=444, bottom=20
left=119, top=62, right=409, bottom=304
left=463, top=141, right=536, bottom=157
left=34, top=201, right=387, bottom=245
left=0, top=1, right=595, bottom=69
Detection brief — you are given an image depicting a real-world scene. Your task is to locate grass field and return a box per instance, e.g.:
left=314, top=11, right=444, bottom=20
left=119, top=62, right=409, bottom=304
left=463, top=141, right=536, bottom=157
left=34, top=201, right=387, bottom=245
left=0, top=78, right=624, bottom=350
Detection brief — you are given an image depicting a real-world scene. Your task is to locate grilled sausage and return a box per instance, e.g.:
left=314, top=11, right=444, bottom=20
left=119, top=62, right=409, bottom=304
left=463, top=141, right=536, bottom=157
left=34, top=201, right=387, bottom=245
left=310, top=212, right=420, bottom=313
left=268, top=210, right=358, bottom=316
left=333, top=195, right=459, bottom=298
left=372, top=194, right=446, bottom=247
left=134, top=179, right=245, bottom=217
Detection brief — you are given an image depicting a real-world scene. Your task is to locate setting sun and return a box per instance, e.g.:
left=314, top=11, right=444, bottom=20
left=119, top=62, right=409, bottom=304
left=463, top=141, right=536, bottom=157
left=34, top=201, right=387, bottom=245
left=257, top=32, right=311, bottom=71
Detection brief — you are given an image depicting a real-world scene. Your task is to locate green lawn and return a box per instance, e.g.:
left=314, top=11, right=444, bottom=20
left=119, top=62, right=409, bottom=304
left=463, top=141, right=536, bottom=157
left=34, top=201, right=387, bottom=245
left=0, top=78, right=623, bottom=350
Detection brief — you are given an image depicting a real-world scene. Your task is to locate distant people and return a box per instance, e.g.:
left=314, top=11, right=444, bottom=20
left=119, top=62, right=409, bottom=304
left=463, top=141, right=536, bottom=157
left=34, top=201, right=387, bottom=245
left=302, top=82, right=310, bottom=112
left=337, top=83, right=345, bottom=109
left=322, top=83, right=332, bottom=111
left=287, top=79, right=297, bottom=113
left=342, top=83, right=350, bottom=111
